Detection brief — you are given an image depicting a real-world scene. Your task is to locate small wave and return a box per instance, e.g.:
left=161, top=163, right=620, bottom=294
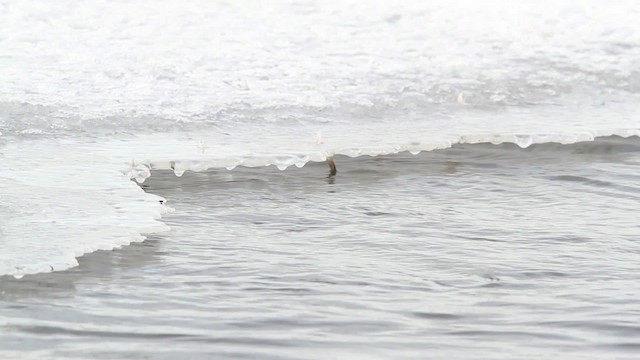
left=125, top=130, right=640, bottom=183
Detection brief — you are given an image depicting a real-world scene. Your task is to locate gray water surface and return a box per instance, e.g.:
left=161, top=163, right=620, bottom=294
left=1, top=136, right=640, bottom=359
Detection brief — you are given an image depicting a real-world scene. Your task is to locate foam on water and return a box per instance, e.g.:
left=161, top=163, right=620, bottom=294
left=1, top=0, right=639, bottom=277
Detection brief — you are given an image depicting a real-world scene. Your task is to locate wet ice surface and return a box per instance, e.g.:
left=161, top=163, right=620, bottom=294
left=2, top=0, right=640, bottom=133
left=1, top=137, right=639, bottom=359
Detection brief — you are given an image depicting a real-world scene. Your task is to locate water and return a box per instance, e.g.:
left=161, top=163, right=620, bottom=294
left=2, top=139, right=640, bottom=359
left=1, top=0, right=640, bottom=358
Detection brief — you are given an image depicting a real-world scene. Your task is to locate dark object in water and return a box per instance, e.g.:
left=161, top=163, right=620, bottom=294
left=327, top=157, right=337, bottom=177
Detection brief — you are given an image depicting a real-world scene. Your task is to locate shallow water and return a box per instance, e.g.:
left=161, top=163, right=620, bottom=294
left=2, top=137, right=639, bottom=359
